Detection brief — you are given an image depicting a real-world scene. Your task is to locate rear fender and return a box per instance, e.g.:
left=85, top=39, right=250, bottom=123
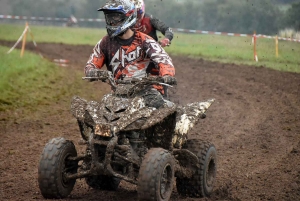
left=173, top=99, right=215, bottom=148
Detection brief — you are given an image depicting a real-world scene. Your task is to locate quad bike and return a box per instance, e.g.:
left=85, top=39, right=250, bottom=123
left=38, top=70, right=217, bottom=201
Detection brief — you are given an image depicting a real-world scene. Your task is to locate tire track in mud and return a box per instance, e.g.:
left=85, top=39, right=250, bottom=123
left=0, top=41, right=300, bottom=201
left=172, top=57, right=300, bottom=200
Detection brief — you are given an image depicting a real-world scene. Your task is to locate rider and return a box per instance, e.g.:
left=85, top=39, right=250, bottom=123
left=131, top=0, right=174, bottom=47
left=85, top=0, right=176, bottom=108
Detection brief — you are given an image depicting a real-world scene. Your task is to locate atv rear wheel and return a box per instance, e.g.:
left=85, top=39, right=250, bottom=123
left=176, top=139, right=217, bottom=198
left=137, top=148, right=175, bottom=201
left=38, top=137, right=78, bottom=199
left=85, top=175, right=120, bottom=191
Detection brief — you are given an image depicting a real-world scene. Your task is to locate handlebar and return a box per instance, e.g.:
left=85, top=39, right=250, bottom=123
left=82, top=70, right=176, bottom=87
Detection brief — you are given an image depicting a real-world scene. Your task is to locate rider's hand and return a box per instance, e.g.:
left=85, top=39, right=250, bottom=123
left=163, top=75, right=177, bottom=85
left=159, top=38, right=170, bottom=47
left=86, top=69, right=99, bottom=78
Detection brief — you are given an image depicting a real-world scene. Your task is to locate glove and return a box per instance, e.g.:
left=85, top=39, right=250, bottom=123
left=163, top=75, right=177, bottom=85
left=86, top=68, right=99, bottom=78
left=159, top=38, right=170, bottom=47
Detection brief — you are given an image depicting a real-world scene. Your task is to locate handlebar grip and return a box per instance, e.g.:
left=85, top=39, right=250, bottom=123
left=116, top=80, right=132, bottom=84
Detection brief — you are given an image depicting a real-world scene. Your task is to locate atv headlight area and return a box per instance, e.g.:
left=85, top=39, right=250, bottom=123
left=94, top=124, right=112, bottom=137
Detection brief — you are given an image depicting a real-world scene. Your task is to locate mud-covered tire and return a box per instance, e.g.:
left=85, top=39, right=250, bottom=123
left=85, top=175, right=120, bottom=191
left=38, top=137, right=78, bottom=199
left=137, top=148, right=175, bottom=201
left=176, top=139, right=217, bottom=198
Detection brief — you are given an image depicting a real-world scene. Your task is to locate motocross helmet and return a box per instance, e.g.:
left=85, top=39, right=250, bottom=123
left=131, top=0, right=145, bottom=20
left=98, top=0, right=137, bottom=38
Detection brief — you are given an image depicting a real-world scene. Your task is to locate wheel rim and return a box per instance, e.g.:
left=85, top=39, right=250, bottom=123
left=206, top=156, right=216, bottom=188
left=160, top=163, right=173, bottom=199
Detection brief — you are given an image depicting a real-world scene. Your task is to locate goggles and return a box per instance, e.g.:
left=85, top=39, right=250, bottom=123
left=105, top=12, right=126, bottom=26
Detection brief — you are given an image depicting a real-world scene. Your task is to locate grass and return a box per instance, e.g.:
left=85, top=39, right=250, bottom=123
left=0, top=45, right=83, bottom=112
left=0, top=45, right=54, bottom=110
left=166, top=33, right=300, bottom=72
left=0, top=23, right=299, bottom=72
left=0, top=23, right=107, bottom=45
left=0, top=23, right=299, bottom=112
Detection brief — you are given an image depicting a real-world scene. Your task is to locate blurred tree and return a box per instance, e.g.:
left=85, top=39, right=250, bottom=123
left=11, top=0, right=72, bottom=17
left=200, top=0, right=282, bottom=35
left=283, top=2, right=300, bottom=30
left=69, top=0, right=106, bottom=27
left=71, top=5, right=75, bottom=15
left=275, top=0, right=299, bottom=3
left=144, top=0, right=203, bottom=30
left=4, top=0, right=298, bottom=35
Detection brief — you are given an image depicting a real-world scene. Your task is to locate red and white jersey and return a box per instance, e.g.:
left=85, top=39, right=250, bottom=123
left=85, top=31, right=175, bottom=80
left=135, top=13, right=173, bottom=42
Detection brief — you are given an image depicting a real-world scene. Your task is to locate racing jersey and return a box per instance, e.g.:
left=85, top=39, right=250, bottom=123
left=85, top=31, right=175, bottom=82
left=135, top=13, right=173, bottom=42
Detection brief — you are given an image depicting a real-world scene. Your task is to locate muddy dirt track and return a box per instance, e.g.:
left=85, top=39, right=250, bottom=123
left=0, top=41, right=300, bottom=201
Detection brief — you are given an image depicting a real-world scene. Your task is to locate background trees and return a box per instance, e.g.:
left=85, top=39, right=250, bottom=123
left=283, top=2, right=300, bottom=30
left=0, top=0, right=299, bottom=34
left=198, top=0, right=282, bottom=34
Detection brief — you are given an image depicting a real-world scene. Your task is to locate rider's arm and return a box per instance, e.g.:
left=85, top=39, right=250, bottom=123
left=144, top=36, right=175, bottom=77
left=85, top=39, right=106, bottom=76
left=150, top=15, right=173, bottom=42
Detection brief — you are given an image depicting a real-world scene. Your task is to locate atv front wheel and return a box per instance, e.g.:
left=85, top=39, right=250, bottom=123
left=85, top=175, right=120, bottom=190
left=176, top=139, right=217, bottom=198
left=137, top=148, right=175, bottom=201
left=38, top=137, right=78, bottom=199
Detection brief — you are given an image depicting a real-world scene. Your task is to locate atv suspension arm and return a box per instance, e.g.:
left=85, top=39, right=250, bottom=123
left=65, top=136, right=138, bottom=184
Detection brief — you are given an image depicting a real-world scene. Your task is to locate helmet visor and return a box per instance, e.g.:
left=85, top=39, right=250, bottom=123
left=105, top=12, right=126, bottom=26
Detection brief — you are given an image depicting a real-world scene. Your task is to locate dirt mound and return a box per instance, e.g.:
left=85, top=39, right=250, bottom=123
left=0, top=41, right=299, bottom=201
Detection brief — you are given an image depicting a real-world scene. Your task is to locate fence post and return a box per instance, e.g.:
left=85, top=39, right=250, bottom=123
left=253, top=31, right=258, bottom=62
left=20, top=22, right=28, bottom=58
left=275, top=35, right=278, bottom=58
